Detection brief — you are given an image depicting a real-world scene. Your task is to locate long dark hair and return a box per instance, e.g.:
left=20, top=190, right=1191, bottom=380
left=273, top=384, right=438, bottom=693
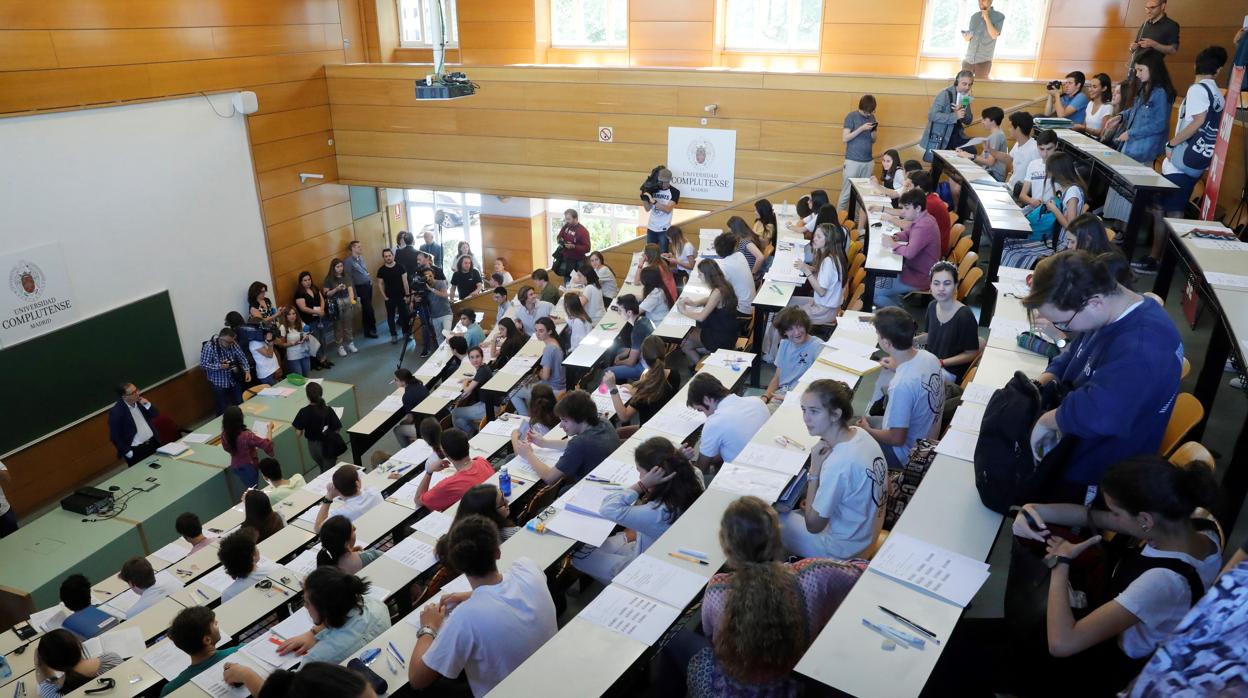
left=305, top=381, right=328, bottom=418
left=631, top=335, right=672, bottom=405
left=435, top=484, right=515, bottom=561
left=1132, top=51, right=1177, bottom=106
left=37, top=630, right=92, bottom=693
left=633, top=437, right=702, bottom=522
left=881, top=148, right=903, bottom=184
left=754, top=199, right=777, bottom=231
left=563, top=292, right=592, bottom=324
left=529, top=384, right=559, bottom=430
left=1091, top=73, right=1112, bottom=104
left=809, top=189, right=830, bottom=212
left=640, top=266, right=674, bottom=307
left=304, top=567, right=369, bottom=628
left=222, top=405, right=246, bottom=454
left=258, top=662, right=368, bottom=698
left=296, top=271, right=321, bottom=302
left=727, top=215, right=763, bottom=250
left=696, top=258, right=737, bottom=312
left=247, top=281, right=268, bottom=307
left=419, top=416, right=443, bottom=459
left=315, top=514, right=354, bottom=567
left=242, top=489, right=283, bottom=541
left=1102, top=455, right=1218, bottom=522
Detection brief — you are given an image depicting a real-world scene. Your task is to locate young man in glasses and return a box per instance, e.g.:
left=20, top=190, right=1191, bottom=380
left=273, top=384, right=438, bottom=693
left=1021, top=250, right=1182, bottom=504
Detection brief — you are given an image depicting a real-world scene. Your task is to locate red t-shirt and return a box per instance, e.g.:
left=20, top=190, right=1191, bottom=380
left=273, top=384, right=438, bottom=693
left=925, top=193, right=951, bottom=256
left=419, top=458, right=494, bottom=511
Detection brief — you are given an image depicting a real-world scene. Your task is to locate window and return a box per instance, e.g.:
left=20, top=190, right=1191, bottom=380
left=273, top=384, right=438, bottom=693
left=405, top=190, right=481, bottom=276
left=398, top=0, right=459, bottom=47
left=551, top=0, right=628, bottom=48
left=920, top=0, right=1048, bottom=60
left=724, top=0, right=822, bottom=52
left=546, top=199, right=641, bottom=253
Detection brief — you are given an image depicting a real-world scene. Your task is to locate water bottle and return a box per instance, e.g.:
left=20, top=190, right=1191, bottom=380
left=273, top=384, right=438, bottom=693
left=498, top=466, right=512, bottom=499
left=0, top=652, right=11, bottom=680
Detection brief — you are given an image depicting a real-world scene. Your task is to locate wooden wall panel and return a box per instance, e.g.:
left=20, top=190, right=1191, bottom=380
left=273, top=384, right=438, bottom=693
left=0, top=0, right=344, bottom=30
left=0, top=31, right=60, bottom=71
left=480, top=214, right=537, bottom=279
left=261, top=182, right=352, bottom=224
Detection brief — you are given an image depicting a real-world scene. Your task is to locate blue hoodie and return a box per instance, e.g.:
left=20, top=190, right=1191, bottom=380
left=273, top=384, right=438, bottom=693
left=1049, top=298, right=1181, bottom=487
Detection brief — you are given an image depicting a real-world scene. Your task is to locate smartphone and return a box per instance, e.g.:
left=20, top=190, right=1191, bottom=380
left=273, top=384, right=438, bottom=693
left=13, top=621, right=35, bottom=640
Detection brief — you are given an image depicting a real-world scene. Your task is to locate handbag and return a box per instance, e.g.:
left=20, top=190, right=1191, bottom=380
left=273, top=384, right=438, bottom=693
left=322, top=421, right=348, bottom=458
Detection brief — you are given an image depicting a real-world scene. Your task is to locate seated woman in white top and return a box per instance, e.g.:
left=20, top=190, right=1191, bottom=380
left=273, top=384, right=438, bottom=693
left=779, top=379, right=887, bottom=559
left=562, top=291, right=594, bottom=350
left=663, top=225, right=696, bottom=280
left=1011, top=455, right=1222, bottom=695
left=1074, top=72, right=1115, bottom=138
left=572, top=437, right=703, bottom=584
left=589, top=251, right=618, bottom=300
left=764, top=223, right=846, bottom=360
left=638, top=266, right=673, bottom=326
left=568, top=265, right=605, bottom=322
left=1001, top=152, right=1087, bottom=270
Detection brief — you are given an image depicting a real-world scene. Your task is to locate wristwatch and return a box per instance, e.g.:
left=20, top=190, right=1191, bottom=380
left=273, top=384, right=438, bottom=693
left=1045, top=555, right=1074, bottom=569
left=416, top=625, right=438, bottom=640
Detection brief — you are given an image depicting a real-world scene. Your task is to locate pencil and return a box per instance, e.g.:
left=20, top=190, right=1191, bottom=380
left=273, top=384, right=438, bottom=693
left=668, top=551, right=709, bottom=566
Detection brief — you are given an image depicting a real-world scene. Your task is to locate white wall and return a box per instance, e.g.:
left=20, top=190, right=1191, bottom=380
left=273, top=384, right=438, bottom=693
left=0, top=94, right=272, bottom=367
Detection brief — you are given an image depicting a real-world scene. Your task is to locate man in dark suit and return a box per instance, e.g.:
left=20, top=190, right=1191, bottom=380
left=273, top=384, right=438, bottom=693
left=108, top=383, right=160, bottom=466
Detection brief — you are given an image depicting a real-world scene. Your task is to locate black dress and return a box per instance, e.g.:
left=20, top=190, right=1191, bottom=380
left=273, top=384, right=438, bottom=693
left=699, top=301, right=740, bottom=354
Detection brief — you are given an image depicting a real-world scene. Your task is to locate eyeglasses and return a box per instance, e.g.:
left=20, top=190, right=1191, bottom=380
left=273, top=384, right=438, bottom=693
left=1051, top=304, right=1085, bottom=332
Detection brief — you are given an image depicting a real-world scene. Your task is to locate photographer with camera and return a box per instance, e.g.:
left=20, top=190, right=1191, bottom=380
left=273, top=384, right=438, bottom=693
left=1045, top=71, right=1089, bottom=124
left=640, top=166, right=679, bottom=253
left=552, top=209, right=590, bottom=277
left=199, top=327, right=251, bottom=415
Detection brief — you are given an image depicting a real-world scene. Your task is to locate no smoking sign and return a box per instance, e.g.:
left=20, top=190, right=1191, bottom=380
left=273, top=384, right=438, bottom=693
left=598, top=126, right=614, bottom=143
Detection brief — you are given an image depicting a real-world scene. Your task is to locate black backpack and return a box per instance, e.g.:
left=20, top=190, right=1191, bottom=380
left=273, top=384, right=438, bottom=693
left=973, top=371, right=1072, bottom=514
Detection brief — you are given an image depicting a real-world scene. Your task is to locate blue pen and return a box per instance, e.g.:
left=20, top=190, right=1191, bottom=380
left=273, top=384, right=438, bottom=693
left=387, top=641, right=406, bottom=666
left=676, top=548, right=708, bottom=560
left=861, top=618, right=925, bottom=649
left=360, top=647, right=382, bottom=665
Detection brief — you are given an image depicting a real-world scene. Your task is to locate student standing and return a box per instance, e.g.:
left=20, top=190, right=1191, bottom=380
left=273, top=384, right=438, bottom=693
left=292, top=382, right=343, bottom=474
left=161, top=607, right=238, bottom=695
left=685, top=373, right=770, bottom=472
left=408, top=517, right=558, bottom=696
left=294, top=271, right=332, bottom=370
left=220, top=405, right=273, bottom=489
left=642, top=167, right=680, bottom=252
left=1102, top=52, right=1176, bottom=171
left=276, top=306, right=314, bottom=378
left=376, top=248, right=412, bottom=346
left=856, top=307, right=943, bottom=470
left=322, top=258, right=358, bottom=357
left=839, top=95, right=879, bottom=210
left=962, top=0, right=1004, bottom=78
left=346, top=240, right=378, bottom=338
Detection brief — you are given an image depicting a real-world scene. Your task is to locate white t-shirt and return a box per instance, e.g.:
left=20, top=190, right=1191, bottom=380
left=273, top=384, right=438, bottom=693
left=891, top=169, right=906, bottom=192
left=596, top=266, right=618, bottom=299
left=335, top=488, right=383, bottom=522
left=1023, top=156, right=1053, bottom=211
left=674, top=241, right=695, bottom=270
left=1058, top=184, right=1085, bottom=231
left=647, top=187, right=675, bottom=232
left=581, top=284, right=605, bottom=322
left=881, top=350, right=944, bottom=465
left=1008, top=138, right=1041, bottom=188
left=1116, top=529, right=1222, bottom=659
left=221, top=561, right=277, bottom=603
left=699, top=394, right=770, bottom=463
left=1162, top=78, right=1223, bottom=176
left=1084, top=102, right=1113, bottom=132
left=715, top=252, right=756, bottom=314
left=0, top=460, right=9, bottom=517
left=422, top=557, right=558, bottom=696
left=813, top=257, right=843, bottom=308
left=809, top=427, right=888, bottom=558
left=639, top=287, right=670, bottom=326
left=249, top=340, right=280, bottom=380
left=126, top=573, right=183, bottom=619
left=567, top=317, right=592, bottom=350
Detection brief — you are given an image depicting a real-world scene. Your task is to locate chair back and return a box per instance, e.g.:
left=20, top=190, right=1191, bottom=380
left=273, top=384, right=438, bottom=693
left=1159, top=394, right=1205, bottom=456
left=949, top=236, right=973, bottom=264
left=957, top=267, right=983, bottom=301
left=957, top=251, right=979, bottom=280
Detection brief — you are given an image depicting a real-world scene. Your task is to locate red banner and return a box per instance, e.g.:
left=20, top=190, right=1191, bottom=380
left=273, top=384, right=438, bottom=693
left=1199, top=65, right=1245, bottom=220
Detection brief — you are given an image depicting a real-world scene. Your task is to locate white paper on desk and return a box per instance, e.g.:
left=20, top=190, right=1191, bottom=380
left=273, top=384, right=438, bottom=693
left=990, top=317, right=1030, bottom=339
left=305, top=378, right=324, bottom=385
left=663, top=312, right=697, bottom=328
left=591, top=385, right=631, bottom=417
left=433, top=385, right=462, bottom=400
left=332, top=406, right=344, bottom=419
left=702, top=350, right=754, bottom=369
left=1188, top=237, right=1248, bottom=252
left=414, top=510, right=454, bottom=539
left=615, top=555, right=709, bottom=610
left=580, top=585, right=682, bottom=646
left=384, top=537, right=437, bottom=572
left=496, top=354, right=539, bottom=375
left=799, top=361, right=861, bottom=387
left=958, top=136, right=987, bottom=148
left=100, top=588, right=139, bottom=617
left=819, top=352, right=880, bottom=376
left=143, top=639, right=193, bottom=681
left=1115, top=164, right=1160, bottom=177
left=733, top=442, right=808, bottom=477
left=644, top=405, right=706, bottom=439
left=869, top=532, right=990, bottom=608
left=544, top=507, right=617, bottom=547
left=272, top=607, right=315, bottom=640
left=198, top=566, right=236, bottom=594
left=934, top=428, right=979, bottom=462
left=479, top=413, right=526, bottom=436
left=1205, top=271, right=1248, bottom=290
left=950, top=404, right=987, bottom=434
left=511, top=446, right=564, bottom=477
left=242, top=630, right=302, bottom=671
left=960, top=383, right=998, bottom=406
left=377, top=394, right=406, bottom=413
left=251, top=419, right=274, bottom=437
left=151, top=539, right=191, bottom=565
left=29, top=604, right=68, bottom=632
left=156, top=441, right=189, bottom=456
left=285, top=547, right=321, bottom=578
left=200, top=649, right=274, bottom=696
left=300, top=465, right=347, bottom=498
left=588, top=458, right=638, bottom=487
left=84, top=627, right=145, bottom=659
left=997, top=266, right=1031, bottom=282
left=557, top=484, right=615, bottom=518
left=709, top=463, right=794, bottom=503
left=182, top=432, right=213, bottom=444
left=824, top=336, right=877, bottom=357
left=405, top=577, right=473, bottom=625
left=260, top=386, right=296, bottom=397
left=393, top=440, right=435, bottom=466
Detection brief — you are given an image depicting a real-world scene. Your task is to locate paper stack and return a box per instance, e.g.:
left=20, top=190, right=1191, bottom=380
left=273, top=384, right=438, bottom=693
left=869, top=533, right=990, bottom=607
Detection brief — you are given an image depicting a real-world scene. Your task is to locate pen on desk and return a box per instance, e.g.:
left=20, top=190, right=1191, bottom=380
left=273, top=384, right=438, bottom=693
left=585, top=475, right=620, bottom=486
left=877, top=606, right=940, bottom=643
left=387, top=641, right=407, bottom=666
left=196, top=588, right=211, bottom=602
left=861, top=618, right=925, bottom=649
left=677, top=548, right=708, bottom=560
left=385, top=653, right=398, bottom=674
left=668, top=552, right=709, bottom=566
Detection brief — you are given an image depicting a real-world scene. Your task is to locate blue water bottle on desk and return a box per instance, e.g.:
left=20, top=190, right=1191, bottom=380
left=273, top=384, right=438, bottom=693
left=0, top=652, right=11, bottom=680
left=498, top=466, right=512, bottom=498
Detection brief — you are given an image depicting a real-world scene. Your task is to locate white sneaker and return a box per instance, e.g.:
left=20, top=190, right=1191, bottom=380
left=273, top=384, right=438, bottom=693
left=1233, top=376, right=1245, bottom=390
left=337, top=346, right=347, bottom=357
left=347, top=342, right=358, bottom=353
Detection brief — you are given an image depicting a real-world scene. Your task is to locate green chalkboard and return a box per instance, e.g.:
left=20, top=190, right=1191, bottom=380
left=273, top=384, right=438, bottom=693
left=0, top=291, right=185, bottom=455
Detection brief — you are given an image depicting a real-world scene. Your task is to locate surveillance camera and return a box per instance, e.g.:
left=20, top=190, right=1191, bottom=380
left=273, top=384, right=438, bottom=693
left=704, top=104, right=719, bottom=115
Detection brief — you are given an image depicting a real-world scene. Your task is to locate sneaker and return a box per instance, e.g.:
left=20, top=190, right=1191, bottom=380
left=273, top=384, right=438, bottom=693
left=420, top=348, right=432, bottom=358
left=390, top=335, right=398, bottom=344
left=347, top=342, right=358, bottom=353
left=337, top=346, right=348, bottom=357
left=1233, top=376, right=1245, bottom=390
left=1131, top=257, right=1159, bottom=274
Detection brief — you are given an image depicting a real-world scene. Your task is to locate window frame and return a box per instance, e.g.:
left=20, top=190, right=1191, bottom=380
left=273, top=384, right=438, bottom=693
left=549, top=0, right=629, bottom=50
left=917, top=0, right=1050, bottom=61
left=721, top=0, right=824, bottom=55
left=405, top=189, right=481, bottom=277
left=397, top=0, right=460, bottom=49
left=546, top=199, right=642, bottom=253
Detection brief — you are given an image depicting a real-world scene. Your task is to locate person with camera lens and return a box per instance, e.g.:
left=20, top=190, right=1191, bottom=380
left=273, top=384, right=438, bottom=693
left=1045, top=71, right=1089, bottom=124
left=640, top=166, right=679, bottom=253
left=408, top=260, right=440, bottom=357
left=199, top=327, right=251, bottom=415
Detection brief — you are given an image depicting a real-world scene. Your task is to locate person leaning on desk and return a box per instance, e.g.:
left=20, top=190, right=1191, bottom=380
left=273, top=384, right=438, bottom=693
left=108, top=382, right=161, bottom=466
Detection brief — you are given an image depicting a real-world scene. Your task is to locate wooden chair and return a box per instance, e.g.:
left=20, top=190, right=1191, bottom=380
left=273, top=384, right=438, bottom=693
left=847, top=240, right=863, bottom=261
left=1180, top=356, right=1191, bottom=380
left=850, top=267, right=866, bottom=294
left=948, top=210, right=959, bottom=225
left=849, top=227, right=862, bottom=243
left=847, top=254, right=864, bottom=284
left=946, top=223, right=966, bottom=257
left=957, top=251, right=979, bottom=280
left=957, top=267, right=983, bottom=301
left=949, top=236, right=973, bottom=264
left=1159, top=393, right=1204, bottom=456
left=242, top=385, right=265, bottom=402
left=1169, top=441, right=1214, bottom=469
left=839, top=209, right=852, bottom=224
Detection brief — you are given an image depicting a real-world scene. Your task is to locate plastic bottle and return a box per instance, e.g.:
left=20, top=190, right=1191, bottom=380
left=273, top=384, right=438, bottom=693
left=0, top=652, right=11, bottom=680
left=498, top=466, right=512, bottom=498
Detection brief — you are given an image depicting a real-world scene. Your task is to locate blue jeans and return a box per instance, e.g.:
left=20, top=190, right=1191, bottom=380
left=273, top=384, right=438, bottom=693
left=232, top=463, right=260, bottom=489
left=608, top=362, right=645, bottom=383
left=874, top=277, right=920, bottom=309
left=259, top=374, right=278, bottom=386
left=287, top=356, right=311, bottom=378
left=211, top=383, right=242, bottom=416
left=452, top=402, right=487, bottom=435
left=646, top=228, right=670, bottom=253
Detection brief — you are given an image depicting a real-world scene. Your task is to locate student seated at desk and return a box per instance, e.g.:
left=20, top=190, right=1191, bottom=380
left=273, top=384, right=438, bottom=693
left=1007, top=456, right=1221, bottom=696
left=877, top=170, right=950, bottom=256
left=1021, top=250, right=1182, bottom=502
left=492, top=286, right=511, bottom=327
left=392, top=368, right=431, bottom=448
left=510, top=317, right=566, bottom=416
left=607, top=294, right=655, bottom=383
left=762, top=307, right=822, bottom=407
left=668, top=496, right=864, bottom=698
left=519, top=385, right=560, bottom=438
left=218, top=529, right=277, bottom=602
left=568, top=264, right=605, bottom=322
left=408, top=516, right=558, bottom=697
left=160, top=606, right=237, bottom=696
left=220, top=405, right=273, bottom=489
left=35, top=629, right=123, bottom=698
left=678, top=258, right=742, bottom=365
left=315, top=515, right=380, bottom=574
left=563, top=291, right=594, bottom=350
left=313, top=465, right=383, bottom=531
left=778, top=380, right=886, bottom=559
left=444, top=484, right=520, bottom=544
left=227, top=662, right=377, bottom=698
left=572, top=437, right=703, bottom=584
left=435, top=336, right=470, bottom=385
left=639, top=265, right=674, bottom=327
left=455, top=309, right=486, bottom=348
left=684, top=373, right=770, bottom=473
left=258, top=458, right=305, bottom=505
left=416, top=428, right=494, bottom=512
left=917, top=261, right=981, bottom=384
left=239, top=489, right=284, bottom=542
left=174, top=512, right=216, bottom=554
left=491, top=318, right=528, bottom=370
left=712, top=233, right=757, bottom=314
left=59, top=574, right=117, bottom=639
left=514, top=285, right=554, bottom=335
left=118, top=557, right=181, bottom=619
left=856, top=307, right=943, bottom=471
left=873, top=189, right=943, bottom=309
left=604, top=335, right=681, bottom=438
left=451, top=347, right=495, bottom=436
left=510, top=390, right=621, bottom=487
left=269, top=567, right=390, bottom=664
left=1002, top=151, right=1087, bottom=270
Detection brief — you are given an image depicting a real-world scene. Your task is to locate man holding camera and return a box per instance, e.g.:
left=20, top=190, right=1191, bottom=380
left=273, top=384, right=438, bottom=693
left=199, top=327, right=251, bottom=415
left=641, top=167, right=679, bottom=253
left=554, top=209, right=590, bottom=275
left=961, top=0, right=1004, bottom=79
